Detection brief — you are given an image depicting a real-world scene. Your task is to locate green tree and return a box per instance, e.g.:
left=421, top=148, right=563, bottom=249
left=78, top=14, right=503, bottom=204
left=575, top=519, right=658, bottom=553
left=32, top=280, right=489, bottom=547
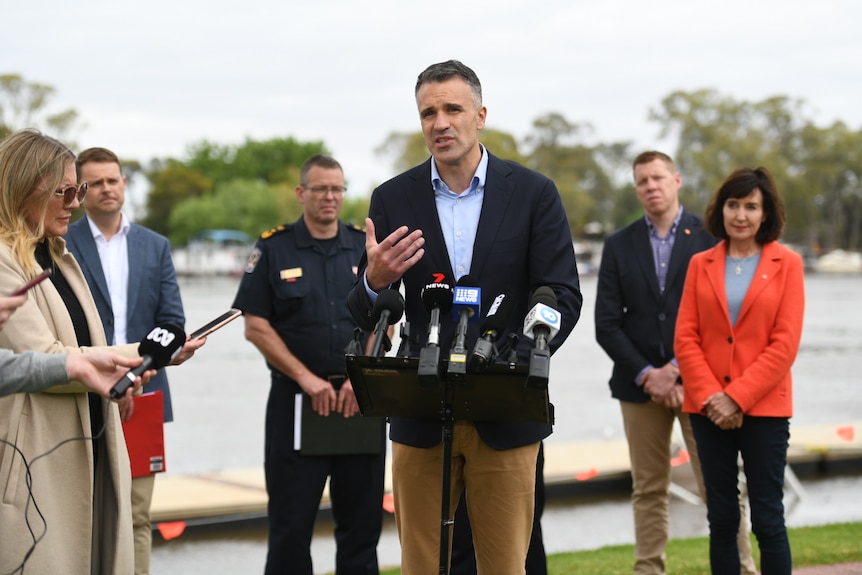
left=185, top=137, right=326, bottom=184
left=649, top=89, right=862, bottom=249
left=0, top=74, right=81, bottom=141
left=796, top=121, right=862, bottom=251
left=145, top=137, right=327, bottom=239
left=525, top=113, right=622, bottom=237
left=142, top=160, right=213, bottom=235
left=649, top=89, right=804, bottom=224
left=168, top=179, right=300, bottom=245
left=592, top=142, right=641, bottom=232
left=374, top=131, right=428, bottom=173
left=169, top=179, right=371, bottom=246
left=481, top=128, right=528, bottom=164
left=340, top=195, right=371, bottom=228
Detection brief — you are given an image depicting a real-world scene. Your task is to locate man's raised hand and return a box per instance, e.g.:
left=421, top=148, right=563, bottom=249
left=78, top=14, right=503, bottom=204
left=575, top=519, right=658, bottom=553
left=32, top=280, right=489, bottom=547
left=364, top=217, right=425, bottom=291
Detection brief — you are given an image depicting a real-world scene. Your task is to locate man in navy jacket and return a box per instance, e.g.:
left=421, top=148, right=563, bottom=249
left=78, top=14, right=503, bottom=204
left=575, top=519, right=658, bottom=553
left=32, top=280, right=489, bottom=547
left=348, top=60, right=581, bottom=574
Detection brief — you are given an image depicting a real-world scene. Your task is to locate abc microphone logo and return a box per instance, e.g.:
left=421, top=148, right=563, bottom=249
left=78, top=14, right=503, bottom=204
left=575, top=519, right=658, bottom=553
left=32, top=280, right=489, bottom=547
left=146, top=326, right=178, bottom=347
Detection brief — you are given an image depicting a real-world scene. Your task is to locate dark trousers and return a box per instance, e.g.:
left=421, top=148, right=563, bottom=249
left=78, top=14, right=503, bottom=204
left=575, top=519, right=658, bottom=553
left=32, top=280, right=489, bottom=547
left=691, top=414, right=791, bottom=575
left=450, top=441, right=547, bottom=575
left=264, top=380, right=386, bottom=575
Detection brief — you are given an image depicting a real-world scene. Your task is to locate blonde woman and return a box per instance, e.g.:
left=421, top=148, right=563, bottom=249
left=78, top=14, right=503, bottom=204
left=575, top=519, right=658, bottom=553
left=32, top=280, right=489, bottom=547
left=0, top=129, right=203, bottom=574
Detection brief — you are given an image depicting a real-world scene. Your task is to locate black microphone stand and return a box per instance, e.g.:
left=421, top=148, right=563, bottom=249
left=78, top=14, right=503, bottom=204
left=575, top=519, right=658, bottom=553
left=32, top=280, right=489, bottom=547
left=345, top=328, right=364, bottom=356
left=369, top=312, right=393, bottom=358
left=437, top=364, right=460, bottom=575
left=396, top=322, right=411, bottom=358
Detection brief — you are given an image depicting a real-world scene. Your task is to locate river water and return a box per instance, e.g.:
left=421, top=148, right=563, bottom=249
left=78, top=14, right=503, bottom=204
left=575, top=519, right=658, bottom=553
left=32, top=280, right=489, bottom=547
left=151, top=273, right=862, bottom=574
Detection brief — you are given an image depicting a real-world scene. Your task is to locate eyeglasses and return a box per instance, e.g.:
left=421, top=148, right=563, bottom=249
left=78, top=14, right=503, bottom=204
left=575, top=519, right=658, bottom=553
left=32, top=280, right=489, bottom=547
left=303, top=185, right=347, bottom=195
left=54, top=181, right=88, bottom=205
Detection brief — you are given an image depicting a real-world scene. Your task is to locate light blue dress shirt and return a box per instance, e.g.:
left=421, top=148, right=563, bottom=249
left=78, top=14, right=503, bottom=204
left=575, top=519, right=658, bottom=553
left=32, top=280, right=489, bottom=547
left=430, top=145, right=488, bottom=281
left=364, top=146, right=490, bottom=299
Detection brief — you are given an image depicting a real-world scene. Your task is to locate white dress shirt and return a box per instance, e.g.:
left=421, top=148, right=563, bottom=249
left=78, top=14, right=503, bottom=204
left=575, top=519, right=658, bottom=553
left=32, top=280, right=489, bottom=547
left=86, top=214, right=131, bottom=345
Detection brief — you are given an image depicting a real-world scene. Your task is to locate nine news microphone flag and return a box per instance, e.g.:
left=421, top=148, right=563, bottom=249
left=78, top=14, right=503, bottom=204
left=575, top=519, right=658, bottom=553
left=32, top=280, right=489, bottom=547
left=448, top=275, right=481, bottom=382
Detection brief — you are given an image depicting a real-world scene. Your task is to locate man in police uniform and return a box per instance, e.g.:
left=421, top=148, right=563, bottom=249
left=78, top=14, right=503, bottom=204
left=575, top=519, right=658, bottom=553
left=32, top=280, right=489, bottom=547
left=232, top=155, right=385, bottom=575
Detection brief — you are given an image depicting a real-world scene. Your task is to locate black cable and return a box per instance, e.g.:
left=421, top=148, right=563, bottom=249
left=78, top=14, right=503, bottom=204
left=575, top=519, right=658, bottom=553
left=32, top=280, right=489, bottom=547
left=1, top=398, right=109, bottom=575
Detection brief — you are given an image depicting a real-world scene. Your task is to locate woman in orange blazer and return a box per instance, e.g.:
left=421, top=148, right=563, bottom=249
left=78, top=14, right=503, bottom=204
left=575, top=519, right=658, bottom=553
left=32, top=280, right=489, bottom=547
left=675, top=167, right=804, bottom=575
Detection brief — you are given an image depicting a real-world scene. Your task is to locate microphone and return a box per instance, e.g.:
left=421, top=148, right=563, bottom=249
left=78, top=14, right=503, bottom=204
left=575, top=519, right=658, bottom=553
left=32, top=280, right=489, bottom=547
left=469, top=291, right=515, bottom=372
left=418, top=274, right=453, bottom=386
left=344, top=327, right=364, bottom=356
left=368, top=289, right=405, bottom=358
left=395, top=322, right=411, bottom=358
left=421, top=274, right=454, bottom=347
left=447, top=275, right=481, bottom=383
left=504, top=333, right=521, bottom=365
left=523, top=287, right=561, bottom=389
left=110, top=323, right=186, bottom=399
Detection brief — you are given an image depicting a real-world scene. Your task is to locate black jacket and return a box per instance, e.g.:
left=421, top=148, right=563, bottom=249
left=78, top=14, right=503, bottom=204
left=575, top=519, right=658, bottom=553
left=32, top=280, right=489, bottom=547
left=595, top=210, right=716, bottom=403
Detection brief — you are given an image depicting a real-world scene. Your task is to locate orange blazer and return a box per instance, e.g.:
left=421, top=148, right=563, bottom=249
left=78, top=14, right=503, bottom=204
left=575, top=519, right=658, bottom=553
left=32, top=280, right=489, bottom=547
left=676, top=241, right=805, bottom=417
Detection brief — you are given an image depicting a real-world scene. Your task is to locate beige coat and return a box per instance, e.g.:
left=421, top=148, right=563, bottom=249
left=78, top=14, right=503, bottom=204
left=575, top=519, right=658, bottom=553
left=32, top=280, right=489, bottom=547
left=0, top=240, right=138, bottom=574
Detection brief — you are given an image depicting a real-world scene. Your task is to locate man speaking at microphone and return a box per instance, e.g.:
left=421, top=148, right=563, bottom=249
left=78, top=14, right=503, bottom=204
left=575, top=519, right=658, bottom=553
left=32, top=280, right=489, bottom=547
left=348, top=60, right=582, bottom=574
left=232, top=155, right=385, bottom=575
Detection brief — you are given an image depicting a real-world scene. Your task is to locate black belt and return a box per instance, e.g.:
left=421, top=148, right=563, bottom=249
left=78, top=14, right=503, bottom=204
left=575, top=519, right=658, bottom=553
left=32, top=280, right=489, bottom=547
left=272, top=371, right=346, bottom=387
left=327, top=374, right=346, bottom=388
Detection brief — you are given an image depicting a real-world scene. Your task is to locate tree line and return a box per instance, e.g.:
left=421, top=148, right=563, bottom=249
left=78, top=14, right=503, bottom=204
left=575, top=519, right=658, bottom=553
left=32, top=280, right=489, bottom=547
left=3, top=73, right=860, bottom=252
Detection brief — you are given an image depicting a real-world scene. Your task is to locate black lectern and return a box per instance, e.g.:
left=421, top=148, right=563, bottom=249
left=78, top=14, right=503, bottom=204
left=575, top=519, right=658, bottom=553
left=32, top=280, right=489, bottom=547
left=346, top=356, right=553, bottom=424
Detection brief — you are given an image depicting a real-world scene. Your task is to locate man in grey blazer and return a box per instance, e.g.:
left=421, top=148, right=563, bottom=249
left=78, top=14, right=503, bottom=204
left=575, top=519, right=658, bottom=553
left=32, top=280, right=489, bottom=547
left=66, top=147, right=185, bottom=575
left=595, top=151, right=754, bottom=575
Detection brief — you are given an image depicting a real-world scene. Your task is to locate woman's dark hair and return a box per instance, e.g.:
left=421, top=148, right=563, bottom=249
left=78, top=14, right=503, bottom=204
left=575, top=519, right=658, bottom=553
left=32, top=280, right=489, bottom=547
left=704, top=166, right=785, bottom=244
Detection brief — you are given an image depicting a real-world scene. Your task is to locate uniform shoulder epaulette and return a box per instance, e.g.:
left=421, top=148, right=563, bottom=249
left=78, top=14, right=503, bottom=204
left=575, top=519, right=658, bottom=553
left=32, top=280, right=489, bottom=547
left=259, top=223, right=292, bottom=240
left=345, top=222, right=366, bottom=234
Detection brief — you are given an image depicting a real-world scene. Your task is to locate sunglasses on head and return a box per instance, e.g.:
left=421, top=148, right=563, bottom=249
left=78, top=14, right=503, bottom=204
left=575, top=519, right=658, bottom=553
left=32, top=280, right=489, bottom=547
left=55, top=181, right=88, bottom=205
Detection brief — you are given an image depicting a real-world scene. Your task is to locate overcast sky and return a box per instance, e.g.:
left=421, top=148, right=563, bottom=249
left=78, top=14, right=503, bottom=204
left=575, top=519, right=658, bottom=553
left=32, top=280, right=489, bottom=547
left=3, top=0, right=860, bottom=211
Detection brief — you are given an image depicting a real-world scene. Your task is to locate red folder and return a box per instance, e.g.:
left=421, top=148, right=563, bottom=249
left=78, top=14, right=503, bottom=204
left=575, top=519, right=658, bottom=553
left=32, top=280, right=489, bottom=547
left=122, top=391, right=166, bottom=478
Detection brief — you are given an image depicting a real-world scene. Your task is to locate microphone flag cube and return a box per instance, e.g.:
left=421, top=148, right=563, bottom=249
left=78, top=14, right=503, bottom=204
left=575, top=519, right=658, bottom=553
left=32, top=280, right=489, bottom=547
left=523, top=303, right=561, bottom=341
left=452, top=286, right=481, bottom=321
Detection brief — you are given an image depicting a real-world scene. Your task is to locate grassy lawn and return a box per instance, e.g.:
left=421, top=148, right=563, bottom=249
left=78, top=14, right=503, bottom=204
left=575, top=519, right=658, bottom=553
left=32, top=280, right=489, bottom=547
left=371, top=522, right=862, bottom=575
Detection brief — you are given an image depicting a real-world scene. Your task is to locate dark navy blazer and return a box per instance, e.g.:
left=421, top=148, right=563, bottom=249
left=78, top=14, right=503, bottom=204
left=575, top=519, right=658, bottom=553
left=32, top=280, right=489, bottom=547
left=348, top=153, right=583, bottom=450
left=595, top=209, right=716, bottom=404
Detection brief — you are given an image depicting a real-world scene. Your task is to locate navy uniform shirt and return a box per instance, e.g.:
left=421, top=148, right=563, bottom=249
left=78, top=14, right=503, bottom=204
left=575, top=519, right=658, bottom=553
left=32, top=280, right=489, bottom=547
left=232, top=217, right=367, bottom=379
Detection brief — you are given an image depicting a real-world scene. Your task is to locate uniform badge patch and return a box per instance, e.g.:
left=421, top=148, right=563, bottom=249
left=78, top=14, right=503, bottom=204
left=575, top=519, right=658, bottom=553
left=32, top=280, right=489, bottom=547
left=245, top=248, right=261, bottom=274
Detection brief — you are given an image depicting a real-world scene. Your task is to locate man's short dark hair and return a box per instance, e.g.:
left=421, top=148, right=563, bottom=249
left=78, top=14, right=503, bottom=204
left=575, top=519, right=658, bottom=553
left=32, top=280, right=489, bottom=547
left=76, top=147, right=121, bottom=180
left=299, top=154, right=343, bottom=186
left=632, top=150, right=676, bottom=174
left=415, top=60, right=482, bottom=108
